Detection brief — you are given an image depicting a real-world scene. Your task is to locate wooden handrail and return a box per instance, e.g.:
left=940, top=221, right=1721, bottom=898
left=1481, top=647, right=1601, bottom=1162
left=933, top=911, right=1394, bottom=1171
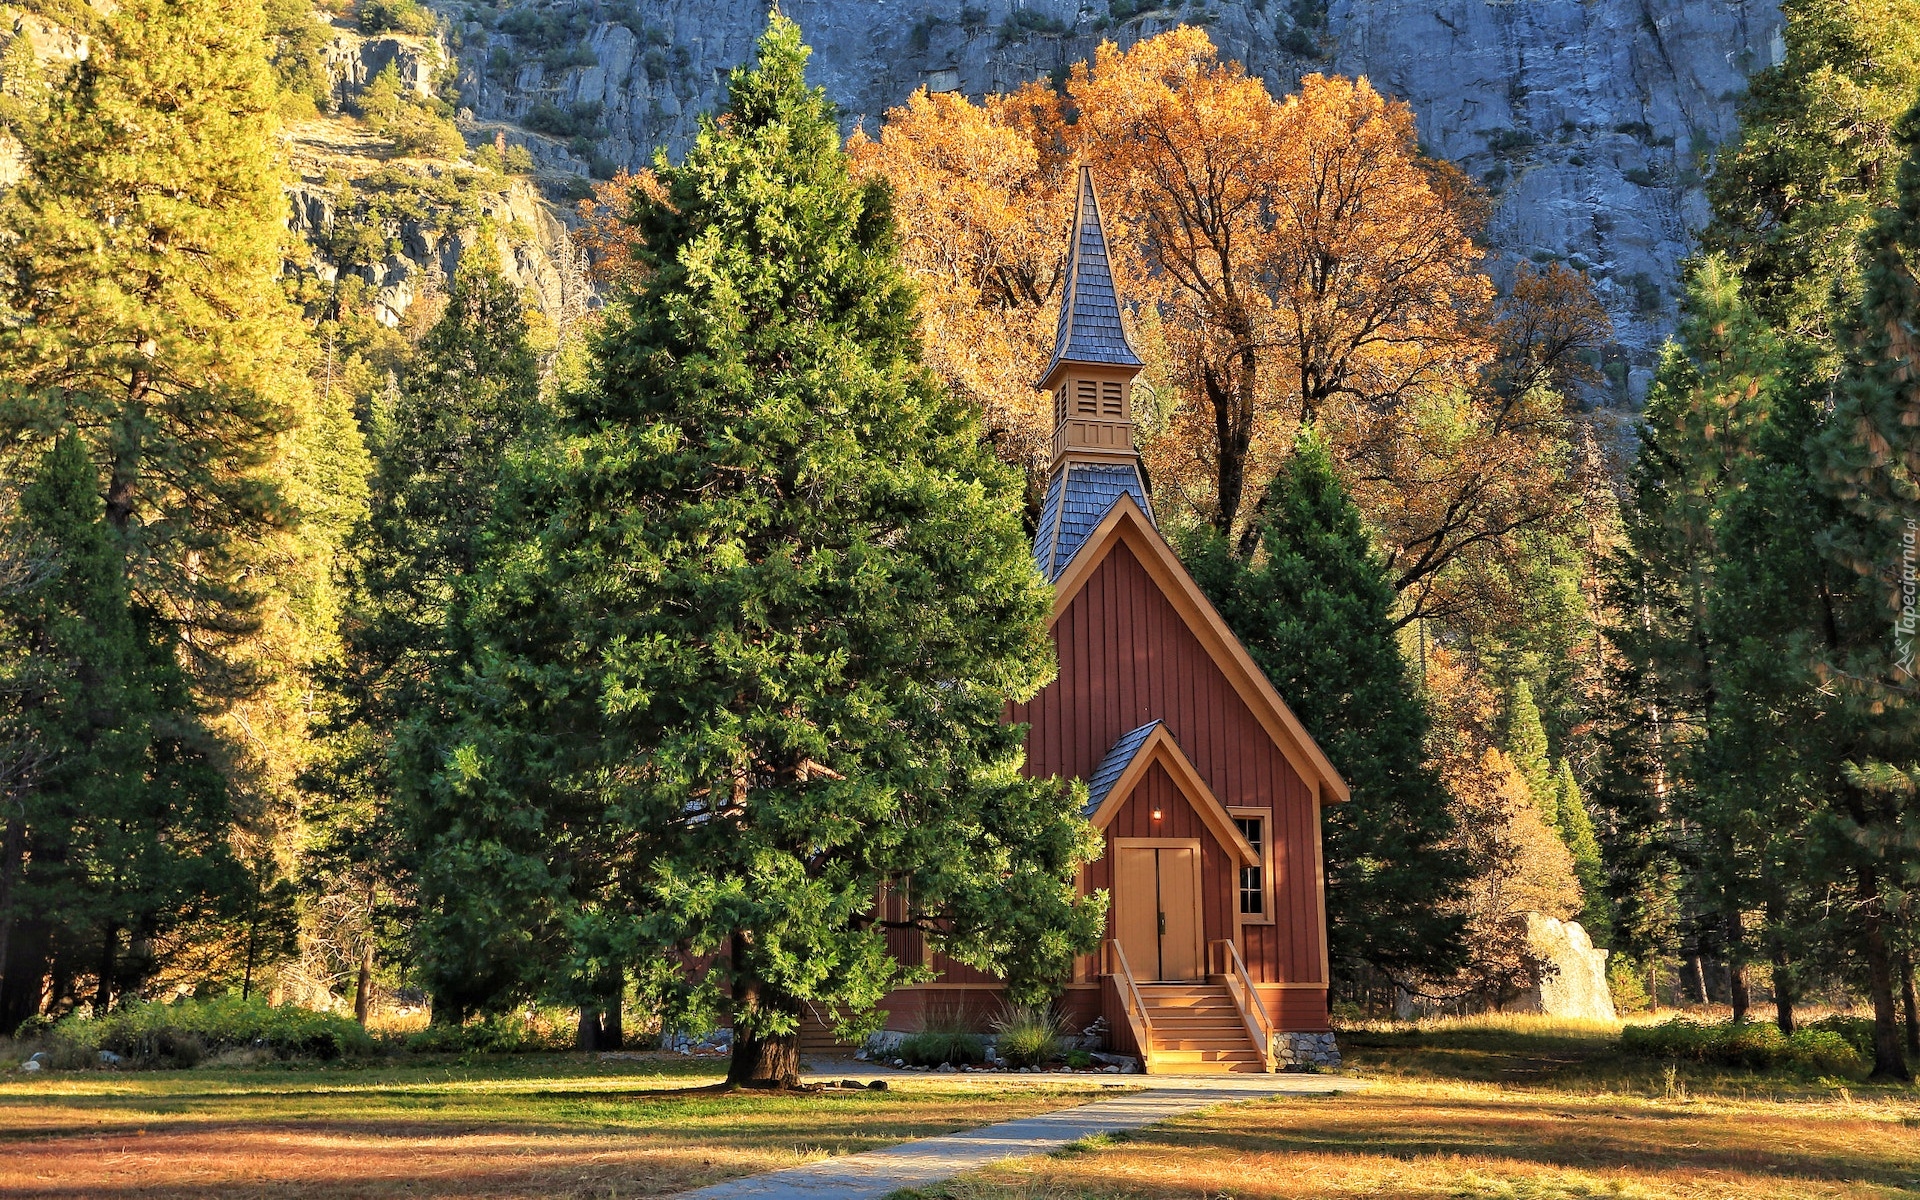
left=1212, top=938, right=1276, bottom=1072
left=1106, top=939, right=1154, bottom=1073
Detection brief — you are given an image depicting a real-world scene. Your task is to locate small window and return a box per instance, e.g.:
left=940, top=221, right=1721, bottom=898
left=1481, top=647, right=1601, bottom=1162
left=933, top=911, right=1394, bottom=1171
left=1235, top=816, right=1264, bottom=916
left=1101, top=380, right=1124, bottom=417
left=1075, top=379, right=1098, bottom=415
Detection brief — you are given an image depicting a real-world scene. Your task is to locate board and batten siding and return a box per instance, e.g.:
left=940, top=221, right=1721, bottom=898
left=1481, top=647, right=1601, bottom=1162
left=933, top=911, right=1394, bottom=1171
left=1010, top=538, right=1328, bottom=1016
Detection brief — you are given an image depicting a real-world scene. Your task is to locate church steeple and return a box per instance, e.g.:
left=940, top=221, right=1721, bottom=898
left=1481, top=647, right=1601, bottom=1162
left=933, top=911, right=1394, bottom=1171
left=1031, top=167, right=1154, bottom=581
left=1037, top=167, right=1144, bottom=470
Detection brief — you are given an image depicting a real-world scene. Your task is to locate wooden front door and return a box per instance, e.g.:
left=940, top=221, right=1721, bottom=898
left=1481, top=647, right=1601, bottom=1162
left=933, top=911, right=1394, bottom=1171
left=1114, top=842, right=1203, bottom=981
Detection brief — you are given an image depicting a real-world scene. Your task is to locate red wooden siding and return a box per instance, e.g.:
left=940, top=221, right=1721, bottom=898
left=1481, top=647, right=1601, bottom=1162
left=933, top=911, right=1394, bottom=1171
left=1011, top=539, right=1326, bottom=987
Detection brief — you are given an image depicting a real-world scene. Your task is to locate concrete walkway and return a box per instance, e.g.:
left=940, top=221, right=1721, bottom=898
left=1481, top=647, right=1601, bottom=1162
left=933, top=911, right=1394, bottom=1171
left=668, top=1069, right=1367, bottom=1200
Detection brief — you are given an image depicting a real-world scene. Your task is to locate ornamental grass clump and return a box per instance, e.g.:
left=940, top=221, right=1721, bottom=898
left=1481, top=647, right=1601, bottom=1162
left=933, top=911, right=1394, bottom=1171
left=990, top=1004, right=1066, bottom=1068
left=895, top=1030, right=987, bottom=1067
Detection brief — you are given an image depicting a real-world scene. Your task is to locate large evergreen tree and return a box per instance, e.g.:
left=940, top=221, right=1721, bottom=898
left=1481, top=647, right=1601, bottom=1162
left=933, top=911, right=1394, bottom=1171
left=1188, top=426, right=1468, bottom=988
left=1703, top=0, right=1920, bottom=349
left=1803, top=100, right=1920, bottom=1080
left=0, top=0, right=359, bottom=1019
left=0, top=435, right=235, bottom=1027
left=399, top=17, right=1102, bottom=1086
left=306, top=264, right=549, bottom=1024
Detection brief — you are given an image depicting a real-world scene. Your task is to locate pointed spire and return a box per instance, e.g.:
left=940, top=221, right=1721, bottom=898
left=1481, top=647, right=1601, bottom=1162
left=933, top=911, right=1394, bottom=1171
left=1036, top=167, right=1142, bottom=392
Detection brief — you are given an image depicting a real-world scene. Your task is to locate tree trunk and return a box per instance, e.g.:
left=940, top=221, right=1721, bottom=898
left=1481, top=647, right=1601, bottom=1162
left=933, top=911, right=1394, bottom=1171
left=1857, top=871, right=1913, bottom=1081
left=727, top=1028, right=800, bottom=1088
left=725, top=935, right=800, bottom=1088
left=93, top=923, right=117, bottom=1016
left=603, top=993, right=623, bottom=1051
left=1688, top=954, right=1709, bottom=1006
left=1723, top=911, right=1749, bottom=1022
left=353, top=878, right=376, bottom=1025
left=0, top=814, right=20, bottom=1024
left=1901, top=950, right=1919, bottom=1059
left=352, top=942, right=374, bottom=1025
left=575, top=1006, right=603, bottom=1051
left=1768, top=892, right=1794, bottom=1035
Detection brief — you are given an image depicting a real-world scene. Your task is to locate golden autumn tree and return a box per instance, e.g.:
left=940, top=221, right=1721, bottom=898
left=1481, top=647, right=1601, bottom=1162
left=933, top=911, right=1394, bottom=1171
left=848, top=88, right=1076, bottom=490
left=860, top=28, right=1611, bottom=625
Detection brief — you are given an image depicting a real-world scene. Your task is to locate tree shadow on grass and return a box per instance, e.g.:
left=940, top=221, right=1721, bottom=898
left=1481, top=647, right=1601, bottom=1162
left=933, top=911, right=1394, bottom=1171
left=1141, top=1094, right=1920, bottom=1192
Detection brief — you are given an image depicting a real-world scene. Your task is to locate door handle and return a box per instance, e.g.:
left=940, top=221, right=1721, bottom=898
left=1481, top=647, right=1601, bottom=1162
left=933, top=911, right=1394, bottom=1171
left=1158, top=911, right=1166, bottom=936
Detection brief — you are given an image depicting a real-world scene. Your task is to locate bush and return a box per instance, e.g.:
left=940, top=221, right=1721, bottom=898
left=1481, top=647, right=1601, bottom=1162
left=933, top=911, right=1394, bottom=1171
left=895, top=1029, right=986, bottom=1067
left=52, top=997, right=375, bottom=1067
left=403, top=1011, right=574, bottom=1055
left=1620, top=1017, right=1867, bottom=1077
left=523, top=100, right=602, bottom=140
left=358, top=0, right=434, bottom=36
left=504, top=144, right=535, bottom=173
left=990, top=1004, right=1064, bottom=1068
left=382, top=107, right=465, bottom=158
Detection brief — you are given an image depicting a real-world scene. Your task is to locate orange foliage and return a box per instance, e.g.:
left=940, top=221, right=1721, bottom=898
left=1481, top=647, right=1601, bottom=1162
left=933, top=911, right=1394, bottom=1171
left=574, top=169, right=667, bottom=291
left=847, top=92, right=1074, bottom=482
left=1423, top=645, right=1582, bottom=1003
left=859, top=28, right=1610, bottom=614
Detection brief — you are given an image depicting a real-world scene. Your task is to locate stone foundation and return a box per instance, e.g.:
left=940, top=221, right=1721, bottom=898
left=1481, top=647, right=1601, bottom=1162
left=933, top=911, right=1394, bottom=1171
left=1274, top=1031, right=1340, bottom=1070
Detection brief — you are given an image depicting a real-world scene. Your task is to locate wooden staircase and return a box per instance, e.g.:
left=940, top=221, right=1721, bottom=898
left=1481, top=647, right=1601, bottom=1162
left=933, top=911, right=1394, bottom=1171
left=1137, top=982, right=1269, bottom=1073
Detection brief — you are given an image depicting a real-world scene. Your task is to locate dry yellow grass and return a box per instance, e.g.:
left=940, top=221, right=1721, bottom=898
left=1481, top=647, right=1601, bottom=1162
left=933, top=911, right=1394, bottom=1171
left=913, top=1016, right=1920, bottom=1200
left=0, top=1055, right=1118, bottom=1199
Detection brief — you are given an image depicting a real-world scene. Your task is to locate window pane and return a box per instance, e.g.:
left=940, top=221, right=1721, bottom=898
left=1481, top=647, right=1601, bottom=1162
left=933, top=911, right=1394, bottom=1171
left=1236, top=816, right=1264, bottom=915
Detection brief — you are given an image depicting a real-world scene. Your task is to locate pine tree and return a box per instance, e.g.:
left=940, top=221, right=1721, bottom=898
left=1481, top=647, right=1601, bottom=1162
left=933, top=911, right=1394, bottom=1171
left=0, top=0, right=326, bottom=678
left=1505, top=681, right=1558, bottom=832
left=1801, top=100, right=1920, bottom=1080
left=1703, top=0, right=1920, bottom=349
left=1553, top=758, right=1609, bottom=942
left=400, top=17, right=1102, bottom=1086
left=306, top=264, right=548, bottom=1021
left=1188, top=425, right=1468, bottom=986
left=0, top=436, right=236, bottom=1027
left=0, top=0, right=354, bottom=1019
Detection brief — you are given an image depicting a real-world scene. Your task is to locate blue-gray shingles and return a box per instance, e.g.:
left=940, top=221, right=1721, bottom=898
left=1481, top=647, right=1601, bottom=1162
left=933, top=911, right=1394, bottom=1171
left=1039, top=462, right=1149, bottom=579
left=1041, top=170, right=1143, bottom=383
left=1085, top=721, right=1162, bottom=816
left=1033, top=469, right=1064, bottom=573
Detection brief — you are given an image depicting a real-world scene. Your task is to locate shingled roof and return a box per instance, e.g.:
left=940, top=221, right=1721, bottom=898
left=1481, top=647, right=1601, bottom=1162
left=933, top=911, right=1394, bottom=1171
left=1036, top=166, right=1143, bottom=388
left=1084, top=721, right=1163, bottom=817
left=1033, top=461, right=1153, bottom=580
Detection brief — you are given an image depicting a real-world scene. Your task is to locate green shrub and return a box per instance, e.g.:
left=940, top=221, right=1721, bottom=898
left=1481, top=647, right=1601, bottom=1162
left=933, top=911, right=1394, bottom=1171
left=359, top=0, right=435, bottom=36
left=504, top=144, right=535, bottom=173
left=403, top=1012, right=572, bottom=1055
left=895, top=1029, right=985, bottom=1067
left=382, top=107, right=464, bottom=158
left=1620, top=1017, right=1866, bottom=1077
left=53, top=997, right=375, bottom=1067
left=990, top=1004, right=1064, bottom=1068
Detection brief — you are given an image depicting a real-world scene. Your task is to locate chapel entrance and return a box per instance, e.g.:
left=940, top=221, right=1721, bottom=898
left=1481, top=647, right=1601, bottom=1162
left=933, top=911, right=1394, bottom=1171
left=1114, top=842, right=1203, bottom=981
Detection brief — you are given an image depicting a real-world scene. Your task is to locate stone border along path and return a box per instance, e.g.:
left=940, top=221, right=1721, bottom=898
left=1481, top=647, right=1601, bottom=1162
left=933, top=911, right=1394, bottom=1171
left=667, top=1067, right=1370, bottom=1200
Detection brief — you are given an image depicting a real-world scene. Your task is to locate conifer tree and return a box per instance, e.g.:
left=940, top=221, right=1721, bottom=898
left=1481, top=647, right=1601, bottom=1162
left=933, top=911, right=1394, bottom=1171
left=0, top=0, right=356, bottom=1017
left=306, top=265, right=548, bottom=1019
left=401, top=17, right=1102, bottom=1086
left=1802, top=100, right=1920, bottom=1080
left=1505, top=681, right=1558, bottom=832
left=1188, top=426, right=1468, bottom=986
left=0, top=436, right=236, bottom=1027
left=1553, top=758, right=1609, bottom=941
left=0, top=0, right=326, bottom=678
left=1703, top=0, right=1920, bottom=348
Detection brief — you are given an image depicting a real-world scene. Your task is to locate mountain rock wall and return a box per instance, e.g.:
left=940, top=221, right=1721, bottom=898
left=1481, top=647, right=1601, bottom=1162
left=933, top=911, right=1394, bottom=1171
left=451, top=0, right=1783, bottom=397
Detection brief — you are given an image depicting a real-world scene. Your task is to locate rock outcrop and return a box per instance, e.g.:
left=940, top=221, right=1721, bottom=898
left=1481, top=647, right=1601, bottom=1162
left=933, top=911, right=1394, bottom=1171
left=448, top=0, right=1784, bottom=398
left=1512, top=913, right=1616, bottom=1021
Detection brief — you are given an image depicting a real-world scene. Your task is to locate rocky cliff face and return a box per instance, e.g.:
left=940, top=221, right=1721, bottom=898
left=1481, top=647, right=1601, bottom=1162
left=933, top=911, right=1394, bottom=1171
left=451, top=0, right=1783, bottom=398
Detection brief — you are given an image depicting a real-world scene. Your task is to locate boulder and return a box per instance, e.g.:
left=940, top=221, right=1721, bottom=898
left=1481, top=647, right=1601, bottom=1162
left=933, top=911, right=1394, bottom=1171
left=1513, top=913, right=1616, bottom=1020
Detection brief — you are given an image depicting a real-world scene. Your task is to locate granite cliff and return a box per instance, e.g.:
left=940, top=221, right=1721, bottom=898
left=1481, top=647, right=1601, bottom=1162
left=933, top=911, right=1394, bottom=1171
left=448, top=0, right=1783, bottom=398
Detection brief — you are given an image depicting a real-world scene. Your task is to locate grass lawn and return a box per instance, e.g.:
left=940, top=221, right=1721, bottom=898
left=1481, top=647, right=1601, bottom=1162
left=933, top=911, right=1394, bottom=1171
left=912, top=1017, right=1920, bottom=1200
left=0, top=1052, right=1119, bottom=1199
